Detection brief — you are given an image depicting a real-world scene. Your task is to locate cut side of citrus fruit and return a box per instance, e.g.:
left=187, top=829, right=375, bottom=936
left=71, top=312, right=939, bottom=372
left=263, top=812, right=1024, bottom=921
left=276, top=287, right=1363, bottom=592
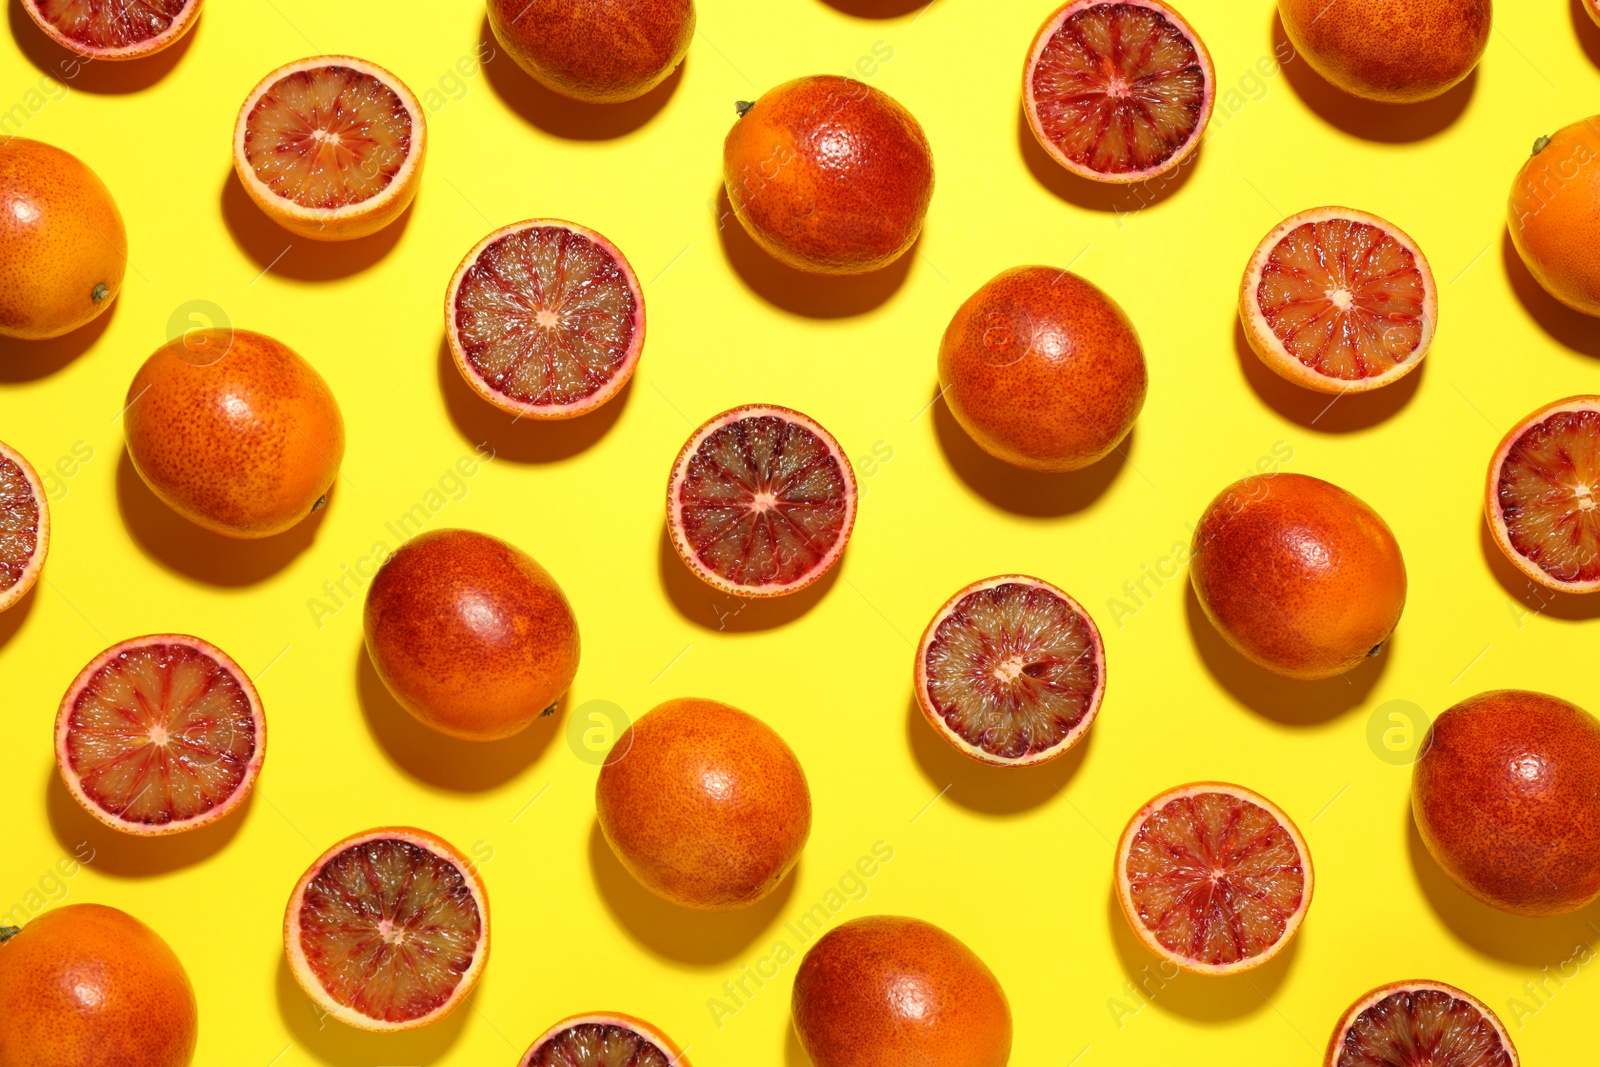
left=54, top=635, right=264, bottom=836
left=1487, top=396, right=1600, bottom=594
left=446, top=220, right=645, bottom=420
left=0, top=441, right=48, bottom=614
left=1241, top=206, right=1436, bottom=394
left=1325, top=981, right=1518, bottom=1067
left=21, top=0, right=200, bottom=60
left=1024, top=0, right=1215, bottom=183
left=1116, top=782, right=1312, bottom=975
left=233, top=55, right=425, bottom=242
left=667, top=404, right=857, bottom=598
left=284, top=827, right=488, bottom=1032
left=519, top=1012, right=690, bottom=1067
left=915, top=575, right=1106, bottom=766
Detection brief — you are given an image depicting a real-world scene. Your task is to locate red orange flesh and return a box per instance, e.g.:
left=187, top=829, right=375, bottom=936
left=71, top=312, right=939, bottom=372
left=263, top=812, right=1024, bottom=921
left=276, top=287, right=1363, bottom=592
left=0, top=442, right=48, bottom=614
left=519, top=1013, right=691, bottom=1067
left=1325, top=981, right=1518, bottom=1067
left=21, top=0, right=200, bottom=60
left=1486, top=396, right=1600, bottom=594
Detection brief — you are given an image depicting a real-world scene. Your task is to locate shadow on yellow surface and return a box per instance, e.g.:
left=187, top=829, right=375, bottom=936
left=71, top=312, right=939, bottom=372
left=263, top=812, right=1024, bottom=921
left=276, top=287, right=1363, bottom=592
left=1478, top=522, right=1600, bottom=622
left=0, top=299, right=115, bottom=383
left=931, top=389, right=1129, bottom=517
left=220, top=170, right=414, bottom=282
left=1016, top=105, right=1198, bottom=214
left=480, top=16, right=683, bottom=141
left=820, top=0, right=926, bottom=17
left=1576, top=0, right=1600, bottom=68
left=1501, top=228, right=1600, bottom=360
left=357, top=644, right=561, bottom=792
left=587, top=820, right=796, bottom=965
left=714, top=187, right=915, bottom=319
left=1107, top=883, right=1296, bottom=1022
left=1271, top=15, right=1475, bottom=144
left=657, top=525, right=841, bottom=632
left=1232, top=318, right=1424, bottom=433
left=436, top=339, right=633, bottom=463
left=905, top=695, right=1086, bottom=815
left=275, top=953, right=468, bottom=1065
left=1405, top=806, right=1600, bottom=967
left=116, top=450, right=323, bottom=586
left=1184, top=584, right=1387, bottom=726
left=0, top=586, right=37, bottom=651
left=783, top=1022, right=814, bottom=1067
left=45, top=765, right=250, bottom=876
left=9, top=0, right=197, bottom=93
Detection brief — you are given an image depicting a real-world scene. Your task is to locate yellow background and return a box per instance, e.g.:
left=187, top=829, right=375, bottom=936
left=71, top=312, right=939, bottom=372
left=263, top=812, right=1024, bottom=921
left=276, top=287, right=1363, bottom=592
left=3, top=0, right=1600, bottom=1063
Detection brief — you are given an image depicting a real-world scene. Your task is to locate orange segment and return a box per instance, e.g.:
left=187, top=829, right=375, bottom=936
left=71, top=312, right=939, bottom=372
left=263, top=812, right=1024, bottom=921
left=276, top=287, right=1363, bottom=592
left=1328, top=983, right=1518, bottom=1067
left=1491, top=400, right=1600, bottom=590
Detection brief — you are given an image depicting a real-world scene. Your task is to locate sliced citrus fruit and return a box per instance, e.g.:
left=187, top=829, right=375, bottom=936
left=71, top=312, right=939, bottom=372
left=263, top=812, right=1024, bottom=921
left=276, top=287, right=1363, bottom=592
left=284, top=827, right=489, bottom=1032
left=1241, top=206, right=1436, bottom=394
left=446, top=219, right=645, bottom=420
left=0, top=441, right=48, bottom=614
left=1325, top=981, right=1518, bottom=1067
left=21, top=0, right=200, bottom=61
left=1024, top=0, right=1215, bottom=184
left=519, top=1012, right=691, bottom=1067
left=667, top=404, right=857, bottom=597
left=233, top=55, right=425, bottom=242
left=914, top=575, right=1106, bottom=766
left=54, top=635, right=264, bottom=836
left=1486, top=395, right=1600, bottom=594
left=1115, top=782, right=1312, bottom=975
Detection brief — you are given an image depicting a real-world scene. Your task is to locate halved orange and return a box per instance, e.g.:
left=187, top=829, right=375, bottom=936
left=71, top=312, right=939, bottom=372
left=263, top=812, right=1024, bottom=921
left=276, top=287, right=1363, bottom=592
left=0, top=441, right=48, bottom=614
left=667, top=404, right=857, bottom=597
left=445, top=220, right=645, bottom=420
left=233, top=55, right=425, bottom=241
left=21, top=0, right=200, bottom=60
left=55, top=635, right=265, bottom=835
left=915, top=575, right=1106, bottom=766
left=519, top=1012, right=691, bottom=1067
left=1486, top=396, right=1600, bottom=594
left=1241, top=206, right=1436, bottom=394
left=1325, top=981, right=1518, bottom=1067
left=284, top=827, right=489, bottom=1032
left=1115, top=782, right=1312, bottom=975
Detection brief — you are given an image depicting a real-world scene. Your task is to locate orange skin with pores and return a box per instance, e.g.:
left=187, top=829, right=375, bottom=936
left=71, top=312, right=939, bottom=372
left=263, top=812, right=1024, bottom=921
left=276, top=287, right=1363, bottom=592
left=487, top=0, right=695, bottom=103
left=1508, top=117, right=1600, bottom=317
left=1278, top=0, right=1491, bottom=103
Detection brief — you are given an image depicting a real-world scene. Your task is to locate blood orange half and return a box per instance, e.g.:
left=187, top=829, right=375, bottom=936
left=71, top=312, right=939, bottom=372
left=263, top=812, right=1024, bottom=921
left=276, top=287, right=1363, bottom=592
left=1024, top=0, right=1215, bottom=184
left=1486, top=396, right=1600, bottom=594
left=915, top=575, right=1106, bottom=767
left=446, top=220, right=645, bottom=420
left=1325, top=981, right=1518, bottom=1067
left=54, top=635, right=264, bottom=836
left=1241, top=206, right=1437, bottom=394
left=21, top=0, right=200, bottom=61
left=284, top=827, right=489, bottom=1032
left=1115, top=782, right=1312, bottom=975
left=0, top=441, right=48, bottom=614
left=667, top=405, right=857, bottom=598
left=233, top=55, right=425, bottom=242
left=519, top=1012, right=691, bottom=1067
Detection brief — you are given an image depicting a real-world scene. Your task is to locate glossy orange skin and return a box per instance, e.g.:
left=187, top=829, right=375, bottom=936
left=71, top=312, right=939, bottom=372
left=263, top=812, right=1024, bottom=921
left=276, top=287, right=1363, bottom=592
left=1508, top=117, right=1600, bottom=317
left=724, top=76, right=934, bottom=275
left=124, top=329, right=344, bottom=538
left=364, top=529, right=580, bottom=741
left=1413, top=690, right=1600, bottom=916
left=939, top=267, right=1147, bottom=472
left=1279, top=0, right=1491, bottom=103
left=1190, top=473, right=1407, bottom=680
left=487, top=0, right=694, bottom=103
left=0, top=138, right=125, bottom=340
left=0, top=904, right=197, bottom=1067
left=793, top=916, right=1012, bottom=1067
left=597, top=698, right=810, bottom=909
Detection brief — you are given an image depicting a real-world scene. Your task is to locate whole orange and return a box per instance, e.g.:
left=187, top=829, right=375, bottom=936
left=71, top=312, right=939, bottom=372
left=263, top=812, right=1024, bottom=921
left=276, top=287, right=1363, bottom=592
left=793, top=916, right=1012, bottom=1067
left=1413, top=690, right=1600, bottom=916
left=0, top=138, right=126, bottom=340
left=1278, top=0, right=1491, bottom=103
left=0, top=904, right=197, bottom=1067
left=723, top=75, right=933, bottom=275
left=124, top=329, right=345, bottom=538
left=596, top=698, right=810, bottom=909
left=1190, top=473, right=1407, bottom=680
left=487, top=0, right=694, bottom=103
left=1508, top=116, right=1600, bottom=317
left=938, top=267, right=1146, bottom=472
left=364, top=529, right=580, bottom=741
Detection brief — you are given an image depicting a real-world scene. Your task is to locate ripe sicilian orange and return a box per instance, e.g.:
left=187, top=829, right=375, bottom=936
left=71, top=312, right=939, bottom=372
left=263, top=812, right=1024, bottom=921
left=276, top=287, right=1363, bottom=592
left=0, top=441, right=48, bottom=614
left=487, top=0, right=695, bottom=103
left=1507, top=117, right=1600, bottom=318
left=1485, top=396, right=1600, bottom=593
left=1326, top=981, right=1517, bottom=1067
left=1278, top=0, right=1491, bottom=104
left=520, top=1014, right=691, bottom=1066
left=20, top=0, right=200, bottom=60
